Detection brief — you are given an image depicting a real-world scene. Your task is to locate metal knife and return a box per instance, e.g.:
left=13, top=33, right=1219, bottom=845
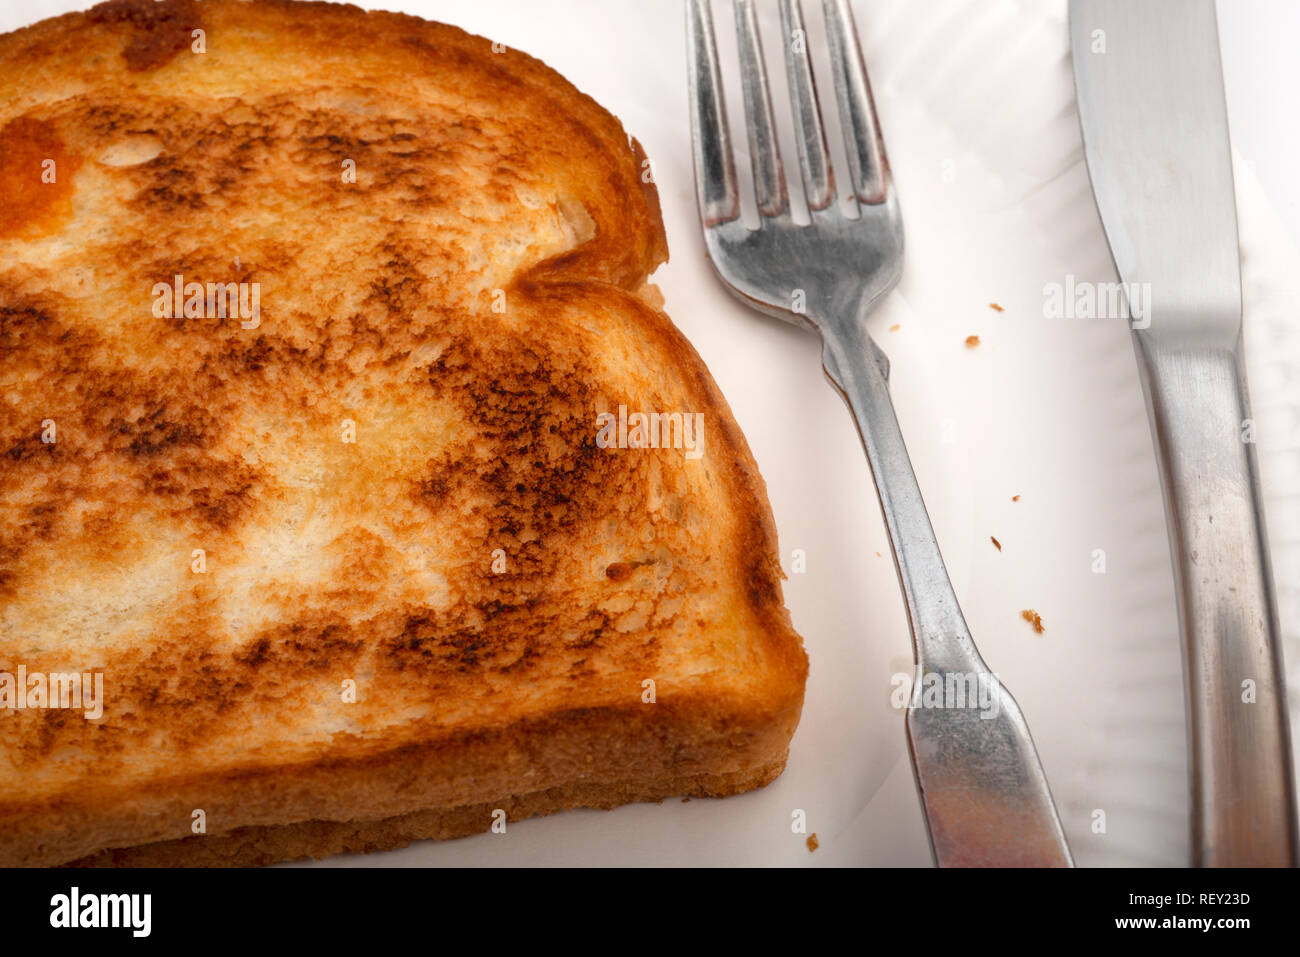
left=1071, top=0, right=1299, bottom=866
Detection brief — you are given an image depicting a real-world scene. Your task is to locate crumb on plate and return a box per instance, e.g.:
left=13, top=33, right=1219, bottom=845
left=806, top=833, right=819, bottom=852
left=989, top=302, right=1004, bottom=312
left=1011, top=494, right=1021, bottom=502
left=889, top=323, right=900, bottom=332
left=1021, top=609, right=1045, bottom=634
left=991, top=536, right=1002, bottom=551
left=965, top=335, right=980, bottom=348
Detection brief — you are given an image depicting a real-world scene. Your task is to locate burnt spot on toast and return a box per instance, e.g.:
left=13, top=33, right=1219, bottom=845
left=0, top=292, right=264, bottom=596
left=86, top=0, right=204, bottom=73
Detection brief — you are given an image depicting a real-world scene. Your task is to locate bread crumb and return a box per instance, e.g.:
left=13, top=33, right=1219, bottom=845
left=681, top=797, right=691, bottom=803
left=990, top=536, right=1001, bottom=551
left=1021, top=609, right=1045, bottom=634
left=1011, top=494, right=1021, bottom=502
left=876, top=552, right=882, bottom=558
left=989, top=302, right=1004, bottom=312
left=889, top=323, right=900, bottom=332
left=806, top=833, right=819, bottom=852
left=965, top=335, right=980, bottom=348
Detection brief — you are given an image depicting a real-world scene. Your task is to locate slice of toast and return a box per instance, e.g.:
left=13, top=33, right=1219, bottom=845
left=0, top=0, right=807, bottom=867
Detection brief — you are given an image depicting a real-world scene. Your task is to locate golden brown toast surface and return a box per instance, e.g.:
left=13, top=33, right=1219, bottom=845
left=0, top=0, right=806, bottom=865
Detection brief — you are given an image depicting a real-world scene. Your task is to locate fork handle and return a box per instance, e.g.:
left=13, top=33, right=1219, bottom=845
left=821, top=322, right=1072, bottom=867
left=1134, top=337, right=1299, bottom=866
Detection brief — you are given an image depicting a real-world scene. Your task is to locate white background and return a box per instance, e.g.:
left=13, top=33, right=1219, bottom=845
left=1219, top=0, right=1300, bottom=249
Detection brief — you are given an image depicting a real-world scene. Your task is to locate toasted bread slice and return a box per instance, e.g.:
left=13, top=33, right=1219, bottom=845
left=0, top=0, right=807, bottom=867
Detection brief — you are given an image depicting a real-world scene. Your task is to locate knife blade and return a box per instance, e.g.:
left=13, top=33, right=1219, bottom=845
left=1070, top=0, right=1298, bottom=866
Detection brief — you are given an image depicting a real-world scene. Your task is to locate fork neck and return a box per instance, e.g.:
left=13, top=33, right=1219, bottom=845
left=820, top=321, right=986, bottom=677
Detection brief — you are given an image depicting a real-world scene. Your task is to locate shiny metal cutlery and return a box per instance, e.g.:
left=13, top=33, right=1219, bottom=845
left=687, top=0, right=1072, bottom=866
left=1071, top=0, right=1298, bottom=866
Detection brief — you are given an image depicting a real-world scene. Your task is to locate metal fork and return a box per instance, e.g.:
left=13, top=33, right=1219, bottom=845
left=687, top=0, right=1073, bottom=866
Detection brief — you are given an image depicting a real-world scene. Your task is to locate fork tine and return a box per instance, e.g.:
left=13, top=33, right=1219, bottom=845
left=777, top=0, right=835, bottom=211
left=822, top=0, right=888, bottom=204
left=687, top=0, right=740, bottom=226
left=734, top=0, right=787, bottom=217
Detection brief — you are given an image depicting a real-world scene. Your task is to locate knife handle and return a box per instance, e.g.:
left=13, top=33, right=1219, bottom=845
left=1135, top=338, right=1299, bottom=866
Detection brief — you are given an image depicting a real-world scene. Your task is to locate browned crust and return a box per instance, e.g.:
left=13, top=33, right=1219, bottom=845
left=6, top=684, right=804, bottom=867
left=0, top=0, right=808, bottom=867
left=67, top=759, right=787, bottom=867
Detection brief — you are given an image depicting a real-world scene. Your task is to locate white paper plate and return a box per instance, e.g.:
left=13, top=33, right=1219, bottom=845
left=6, top=0, right=1297, bottom=868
